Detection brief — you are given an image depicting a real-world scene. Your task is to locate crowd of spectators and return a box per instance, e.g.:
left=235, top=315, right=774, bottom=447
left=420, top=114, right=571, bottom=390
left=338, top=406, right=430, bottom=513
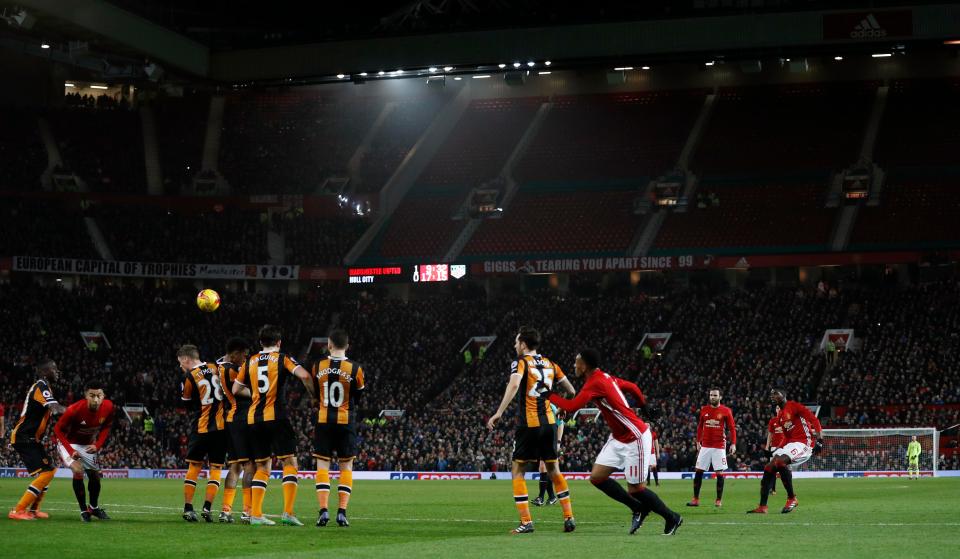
left=1, top=279, right=957, bottom=473
left=0, top=198, right=96, bottom=258
left=0, top=110, right=46, bottom=191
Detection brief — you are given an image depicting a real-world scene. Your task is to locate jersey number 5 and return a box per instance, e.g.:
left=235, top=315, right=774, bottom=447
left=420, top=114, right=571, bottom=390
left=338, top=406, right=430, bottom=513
left=256, top=363, right=270, bottom=394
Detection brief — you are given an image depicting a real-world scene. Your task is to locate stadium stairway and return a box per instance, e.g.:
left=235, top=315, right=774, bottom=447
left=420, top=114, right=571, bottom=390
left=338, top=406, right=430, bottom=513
left=201, top=96, right=228, bottom=191
left=345, top=85, right=472, bottom=265
left=37, top=117, right=62, bottom=191
left=346, top=101, right=397, bottom=180
left=441, top=100, right=554, bottom=263
left=140, top=106, right=164, bottom=195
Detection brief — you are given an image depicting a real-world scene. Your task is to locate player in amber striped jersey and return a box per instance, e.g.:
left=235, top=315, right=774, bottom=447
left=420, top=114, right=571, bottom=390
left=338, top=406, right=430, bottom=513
left=178, top=344, right=228, bottom=522
left=311, top=329, right=366, bottom=528
left=217, top=337, right=251, bottom=523
left=487, top=326, right=577, bottom=535
left=233, top=324, right=315, bottom=526
left=8, top=358, right=66, bottom=521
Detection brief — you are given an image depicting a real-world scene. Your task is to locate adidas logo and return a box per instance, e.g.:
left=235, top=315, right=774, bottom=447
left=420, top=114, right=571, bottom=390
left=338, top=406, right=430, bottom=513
left=80, top=420, right=87, bottom=425
left=735, top=257, right=750, bottom=268
left=850, top=14, right=887, bottom=39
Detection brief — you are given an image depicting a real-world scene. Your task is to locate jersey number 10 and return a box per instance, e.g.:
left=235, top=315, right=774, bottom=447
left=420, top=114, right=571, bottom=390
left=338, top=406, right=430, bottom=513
left=321, top=381, right=345, bottom=408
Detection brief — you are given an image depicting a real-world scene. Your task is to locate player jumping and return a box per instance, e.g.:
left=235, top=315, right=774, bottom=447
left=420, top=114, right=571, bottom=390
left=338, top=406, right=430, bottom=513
left=53, top=379, right=115, bottom=522
left=688, top=388, right=736, bottom=508
left=8, top=358, right=66, bottom=520
left=487, top=326, right=577, bottom=534
left=311, top=329, right=365, bottom=528
left=748, top=389, right=823, bottom=514
left=548, top=349, right=682, bottom=536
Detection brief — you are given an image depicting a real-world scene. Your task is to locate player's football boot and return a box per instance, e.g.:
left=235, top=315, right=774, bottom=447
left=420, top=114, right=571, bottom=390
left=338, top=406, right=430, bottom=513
left=182, top=510, right=199, bottom=522
left=510, top=522, right=535, bottom=534
left=663, top=514, right=683, bottom=536
left=281, top=512, right=304, bottom=526
left=630, top=511, right=648, bottom=535
left=316, top=509, right=329, bottom=527
left=770, top=489, right=777, bottom=495
left=531, top=496, right=545, bottom=507
left=80, top=511, right=92, bottom=522
left=8, top=510, right=35, bottom=521
left=89, top=507, right=110, bottom=520
left=563, top=517, right=576, bottom=533
left=746, top=505, right=768, bottom=514
left=249, top=515, right=276, bottom=526
left=200, top=508, right=214, bottom=523
left=240, top=512, right=251, bottom=524
left=219, top=511, right=234, bottom=523
left=686, top=498, right=699, bottom=507
left=336, top=509, right=350, bottom=527
left=714, top=500, right=722, bottom=508
left=29, top=510, right=50, bottom=519
left=781, top=497, right=798, bottom=514
left=547, top=496, right=559, bottom=506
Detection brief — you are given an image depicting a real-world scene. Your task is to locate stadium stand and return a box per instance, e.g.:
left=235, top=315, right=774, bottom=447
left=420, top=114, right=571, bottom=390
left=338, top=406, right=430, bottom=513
left=0, top=110, right=46, bottom=191
left=49, top=106, right=146, bottom=193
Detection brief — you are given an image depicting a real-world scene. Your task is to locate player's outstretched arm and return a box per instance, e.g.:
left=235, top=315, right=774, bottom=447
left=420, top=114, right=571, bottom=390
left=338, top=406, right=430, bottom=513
left=487, top=374, right=521, bottom=430
left=548, top=385, right=595, bottom=414
left=556, top=377, right=576, bottom=398
left=231, top=380, right=251, bottom=397
left=53, top=406, right=76, bottom=455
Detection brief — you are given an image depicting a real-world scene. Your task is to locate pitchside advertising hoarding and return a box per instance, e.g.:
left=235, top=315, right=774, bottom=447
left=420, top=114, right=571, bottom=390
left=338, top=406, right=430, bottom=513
left=3, top=468, right=951, bottom=480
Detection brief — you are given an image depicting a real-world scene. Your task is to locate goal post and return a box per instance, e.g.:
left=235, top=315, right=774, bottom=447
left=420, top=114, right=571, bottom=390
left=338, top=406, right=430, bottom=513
left=796, top=428, right=939, bottom=475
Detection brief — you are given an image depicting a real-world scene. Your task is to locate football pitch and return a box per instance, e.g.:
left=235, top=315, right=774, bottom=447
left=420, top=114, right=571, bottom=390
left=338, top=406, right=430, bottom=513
left=0, top=478, right=958, bottom=558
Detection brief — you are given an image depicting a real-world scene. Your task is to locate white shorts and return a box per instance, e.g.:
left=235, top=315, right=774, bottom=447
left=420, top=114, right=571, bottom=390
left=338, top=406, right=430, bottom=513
left=695, top=447, right=728, bottom=471
left=774, top=442, right=812, bottom=468
left=595, top=430, right=650, bottom=485
left=648, top=453, right=657, bottom=468
left=58, top=442, right=100, bottom=471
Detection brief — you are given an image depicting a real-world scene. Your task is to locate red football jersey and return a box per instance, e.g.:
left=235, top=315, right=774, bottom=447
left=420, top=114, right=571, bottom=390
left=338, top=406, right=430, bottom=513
left=549, top=369, right=647, bottom=444
left=54, top=399, right=115, bottom=450
left=768, top=416, right=786, bottom=448
left=696, top=404, right=737, bottom=449
left=776, top=400, right=821, bottom=446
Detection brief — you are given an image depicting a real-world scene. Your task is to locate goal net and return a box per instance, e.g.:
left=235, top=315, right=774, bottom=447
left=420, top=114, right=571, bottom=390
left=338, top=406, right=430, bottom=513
left=795, top=428, right=939, bottom=474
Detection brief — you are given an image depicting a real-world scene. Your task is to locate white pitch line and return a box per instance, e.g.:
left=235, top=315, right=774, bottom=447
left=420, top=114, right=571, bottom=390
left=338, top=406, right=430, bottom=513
left=33, top=504, right=960, bottom=527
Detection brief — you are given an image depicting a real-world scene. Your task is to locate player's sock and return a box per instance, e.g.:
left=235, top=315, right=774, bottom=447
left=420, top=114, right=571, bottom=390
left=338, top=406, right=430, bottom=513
left=337, top=470, right=353, bottom=511
left=778, top=465, right=795, bottom=499
left=316, top=469, right=331, bottom=510
left=15, top=470, right=54, bottom=512
left=716, top=473, right=725, bottom=501
left=759, top=465, right=775, bottom=506
left=184, top=462, right=202, bottom=510
left=512, top=477, right=532, bottom=524
left=282, top=465, right=299, bottom=515
left=653, top=469, right=659, bottom=485
left=204, top=466, right=223, bottom=511
left=591, top=478, right=643, bottom=513
left=72, top=473, right=88, bottom=512
left=32, top=486, right=48, bottom=512
left=631, top=486, right=672, bottom=520
left=87, top=470, right=101, bottom=509
left=537, top=478, right=549, bottom=500
left=242, top=487, right=252, bottom=514
left=692, top=470, right=703, bottom=499
left=551, top=473, right=573, bottom=520
left=546, top=476, right=556, bottom=500
left=647, top=470, right=652, bottom=484
left=251, top=470, right=269, bottom=518
left=222, top=487, right=236, bottom=513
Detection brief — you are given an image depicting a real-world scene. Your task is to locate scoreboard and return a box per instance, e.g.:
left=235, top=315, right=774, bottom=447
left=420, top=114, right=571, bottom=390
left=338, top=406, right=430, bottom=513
left=348, top=264, right=467, bottom=284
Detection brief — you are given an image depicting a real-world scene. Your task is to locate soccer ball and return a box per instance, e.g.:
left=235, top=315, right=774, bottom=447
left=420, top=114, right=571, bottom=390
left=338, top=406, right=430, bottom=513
left=196, top=289, right=221, bottom=312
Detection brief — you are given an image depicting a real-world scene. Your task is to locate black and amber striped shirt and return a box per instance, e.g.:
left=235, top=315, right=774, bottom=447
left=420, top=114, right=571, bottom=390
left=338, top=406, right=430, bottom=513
left=181, top=362, right=226, bottom=434
left=217, top=360, right=249, bottom=424
left=10, top=379, right=59, bottom=444
left=312, top=357, right=365, bottom=425
left=237, top=351, right=301, bottom=424
left=512, top=354, right=567, bottom=428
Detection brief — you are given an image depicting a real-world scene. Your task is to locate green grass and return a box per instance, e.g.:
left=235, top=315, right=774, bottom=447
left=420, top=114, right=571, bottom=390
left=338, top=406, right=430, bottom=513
left=0, top=478, right=958, bottom=558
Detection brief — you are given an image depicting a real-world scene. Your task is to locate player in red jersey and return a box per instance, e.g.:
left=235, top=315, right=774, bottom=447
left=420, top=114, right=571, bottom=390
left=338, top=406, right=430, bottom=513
left=688, top=388, right=736, bottom=508
left=765, top=405, right=786, bottom=495
left=646, top=426, right=661, bottom=487
left=548, top=349, right=682, bottom=536
left=748, top=389, right=823, bottom=514
left=53, top=380, right=115, bottom=522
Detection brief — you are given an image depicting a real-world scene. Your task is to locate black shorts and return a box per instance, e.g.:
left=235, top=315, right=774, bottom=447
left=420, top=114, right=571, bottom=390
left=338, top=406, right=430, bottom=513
left=13, top=442, right=54, bottom=475
left=186, top=430, right=228, bottom=466
left=249, top=419, right=297, bottom=462
left=513, top=424, right=559, bottom=463
left=312, top=423, right=358, bottom=461
left=226, top=420, right=251, bottom=464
